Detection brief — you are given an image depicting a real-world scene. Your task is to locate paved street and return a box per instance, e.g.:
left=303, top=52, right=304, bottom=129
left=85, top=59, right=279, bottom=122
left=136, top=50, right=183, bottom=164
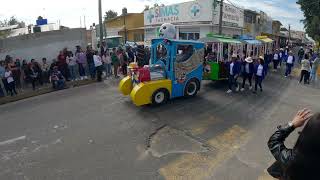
left=0, top=68, right=319, bottom=180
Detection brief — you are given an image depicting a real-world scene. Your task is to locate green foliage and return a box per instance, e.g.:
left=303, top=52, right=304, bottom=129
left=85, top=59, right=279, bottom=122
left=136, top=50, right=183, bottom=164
left=104, top=10, right=118, bottom=21
left=297, top=0, right=320, bottom=41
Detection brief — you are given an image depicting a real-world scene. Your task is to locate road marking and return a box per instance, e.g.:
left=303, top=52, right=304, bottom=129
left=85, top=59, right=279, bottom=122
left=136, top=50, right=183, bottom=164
left=159, top=125, right=250, bottom=180
left=0, top=136, right=26, bottom=146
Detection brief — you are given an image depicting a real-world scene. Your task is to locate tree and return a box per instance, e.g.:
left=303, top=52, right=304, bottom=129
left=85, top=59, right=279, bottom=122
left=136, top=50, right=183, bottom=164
left=297, top=0, right=320, bottom=42
left=144, top=5, right=150, bottom=11
left=104, top=10, right=118, bottom=21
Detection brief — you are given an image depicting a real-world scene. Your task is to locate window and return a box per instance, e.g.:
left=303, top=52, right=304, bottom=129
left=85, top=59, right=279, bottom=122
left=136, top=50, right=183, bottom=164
left=176, top=45, right=194, bottom=63
left=134, top=33, right=144, bottom=42
left=156, top=44, right=167, bottom=61
left=179, top=32, right=200, bottom=40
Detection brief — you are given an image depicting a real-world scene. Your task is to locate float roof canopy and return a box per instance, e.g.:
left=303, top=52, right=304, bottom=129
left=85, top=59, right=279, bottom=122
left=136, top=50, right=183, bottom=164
left=199, top=36, right=242, bottom=44
left=256, top=36, right=274, bottom=43
left=243, top=39, right=262, bottom=45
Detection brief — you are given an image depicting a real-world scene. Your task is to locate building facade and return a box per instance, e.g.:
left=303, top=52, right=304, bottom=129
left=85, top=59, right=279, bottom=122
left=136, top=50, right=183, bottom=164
left=144, top=0, right=244, bottom=44
left=105, top=13, right=144, bottom=42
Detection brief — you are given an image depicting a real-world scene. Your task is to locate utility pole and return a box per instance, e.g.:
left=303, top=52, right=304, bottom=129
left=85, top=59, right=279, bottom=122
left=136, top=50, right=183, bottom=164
left=288, top=24, right=291, bottom=46
left=218, top=0, right=224, bottom=35
left=122, top=8, right=128, bottom=44
left=98, top=0, right=104, bottom=43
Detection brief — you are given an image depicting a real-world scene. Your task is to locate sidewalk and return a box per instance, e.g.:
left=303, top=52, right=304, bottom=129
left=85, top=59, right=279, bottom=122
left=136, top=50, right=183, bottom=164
left=0, top=79, right=95, bottom=105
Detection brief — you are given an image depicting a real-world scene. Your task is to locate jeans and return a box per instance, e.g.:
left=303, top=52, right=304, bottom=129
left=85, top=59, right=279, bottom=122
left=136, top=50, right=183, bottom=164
left=88, top=63, right=96, bottom=79
left=242, top=73, right=253, bottom=88
left=273, top=60, right=279, bottom=69
left=78, top=63, right=86, bottom=77
left=310, top=68, right=318, bottom=81
left=300, top=70, right=310, bottom=84
left=0, top=83, right=4, bottom=97
left=8, top=81, right=17, bottom=96
left=255, top=75, right=263, bottom=91
left=104, top=63, right=112, bottom=77
left=228, top=74, right=238, bottom=90
left=2, top=78, right=9, bottom=94
left=96, top=65, right=103, bottom=82
left=69, top=65, right=77, bottom=80
left=52, top=79, right=65, bottom=90
left=285, top=63, right=293, bottom=76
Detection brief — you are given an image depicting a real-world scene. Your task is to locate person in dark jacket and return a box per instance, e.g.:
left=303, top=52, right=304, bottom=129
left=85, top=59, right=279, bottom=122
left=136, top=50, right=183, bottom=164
left=253, top=56, right=267, bottom=93
left=241, top=57, right=254, bottom=91
left=226, top=54, right=241, bottom=93
left=267, top=108, right=319, bottom=180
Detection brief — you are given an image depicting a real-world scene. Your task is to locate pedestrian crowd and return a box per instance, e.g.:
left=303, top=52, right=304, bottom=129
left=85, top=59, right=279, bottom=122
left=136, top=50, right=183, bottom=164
left=204, top=45, right=319, bottom=95
left=0, top=42, right=148, bottom=98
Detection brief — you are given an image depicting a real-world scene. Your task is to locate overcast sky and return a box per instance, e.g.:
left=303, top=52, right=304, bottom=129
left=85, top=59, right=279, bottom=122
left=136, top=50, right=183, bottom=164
left=0, top=0, right=304, bottom=31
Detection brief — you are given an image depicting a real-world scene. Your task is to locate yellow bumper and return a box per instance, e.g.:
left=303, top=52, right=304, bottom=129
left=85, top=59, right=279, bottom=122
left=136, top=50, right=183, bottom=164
left=119, top=76, right=133, bottom=95
left=130, top=79, right=172, bottom=106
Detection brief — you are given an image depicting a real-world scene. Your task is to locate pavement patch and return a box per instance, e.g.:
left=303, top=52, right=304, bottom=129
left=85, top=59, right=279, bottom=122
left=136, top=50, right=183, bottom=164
left=148, top=126, right=209, bottom=158
left=159, top=125, right=250, bottom=180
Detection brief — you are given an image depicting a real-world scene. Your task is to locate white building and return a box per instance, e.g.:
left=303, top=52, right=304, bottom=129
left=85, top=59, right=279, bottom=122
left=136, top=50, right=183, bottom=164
left=144, top=0, right=244, bottom=43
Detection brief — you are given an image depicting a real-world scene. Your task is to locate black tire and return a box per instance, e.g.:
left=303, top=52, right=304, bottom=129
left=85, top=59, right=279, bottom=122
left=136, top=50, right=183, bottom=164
left=184, top=79, right=199, bottom=97
left=151, top=89, right=169, bottom=105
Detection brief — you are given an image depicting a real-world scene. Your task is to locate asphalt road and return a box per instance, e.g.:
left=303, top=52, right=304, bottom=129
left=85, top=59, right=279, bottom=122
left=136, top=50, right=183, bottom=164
left=0, top=67, right=319, bottom=180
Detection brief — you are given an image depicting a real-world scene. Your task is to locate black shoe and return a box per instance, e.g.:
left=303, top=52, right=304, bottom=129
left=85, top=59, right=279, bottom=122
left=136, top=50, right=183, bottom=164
left=260, top=89, right=263, bottom=92
left=253, top=91, right=257, bottom=94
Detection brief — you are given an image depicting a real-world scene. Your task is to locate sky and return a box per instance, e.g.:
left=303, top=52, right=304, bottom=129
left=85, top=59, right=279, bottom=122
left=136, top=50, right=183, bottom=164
left=0, top=0, right=305, bottom=31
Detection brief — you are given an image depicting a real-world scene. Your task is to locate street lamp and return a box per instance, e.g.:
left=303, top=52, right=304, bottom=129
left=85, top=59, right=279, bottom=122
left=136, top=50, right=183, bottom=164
left=122, top=7, right=128, bottom=44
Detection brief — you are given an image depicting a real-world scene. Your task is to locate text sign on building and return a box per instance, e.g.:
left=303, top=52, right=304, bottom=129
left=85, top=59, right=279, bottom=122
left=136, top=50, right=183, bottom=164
left=214, top=3, right=244, bottom=28
left=144, top=0, right=212, bottom=26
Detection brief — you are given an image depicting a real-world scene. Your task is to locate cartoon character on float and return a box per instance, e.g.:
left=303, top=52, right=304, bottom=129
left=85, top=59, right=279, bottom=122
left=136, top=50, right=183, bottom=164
left=119, top=23, right=204, bottom=106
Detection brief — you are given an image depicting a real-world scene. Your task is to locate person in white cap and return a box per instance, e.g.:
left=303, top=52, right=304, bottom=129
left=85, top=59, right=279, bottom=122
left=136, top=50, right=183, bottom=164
left=253, top=56, right=267, bottom=93
left=241, top=57, right=254, bottom=91
left=226, top=54, right=241, bottom=93
left=285, top=51, right=295, bottom=77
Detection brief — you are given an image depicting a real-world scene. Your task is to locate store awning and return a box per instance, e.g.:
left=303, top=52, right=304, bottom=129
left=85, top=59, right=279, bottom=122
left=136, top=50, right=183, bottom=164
left=243, top=39, right=262, bottom=45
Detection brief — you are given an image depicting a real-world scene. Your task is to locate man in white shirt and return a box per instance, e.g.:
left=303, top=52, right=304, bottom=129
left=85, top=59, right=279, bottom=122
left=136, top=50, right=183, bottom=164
left=93, top=51, right=103, bottom=82
left=285, top=51, right=295, bottom=77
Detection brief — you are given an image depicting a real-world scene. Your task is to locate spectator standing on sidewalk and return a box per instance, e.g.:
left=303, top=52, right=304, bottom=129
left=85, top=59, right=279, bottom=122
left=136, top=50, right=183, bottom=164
left=67, top=53, right=78, bottom=81
left=41, top=58, right=50, bottom=84
left=285, top=51, right=295, bottom=78
left=4, top=66, right=18, bottom=96
left=1, top=61, right=9, bottom=95
left=111, top=48, right=120, bottom=78
left=57, top=51, right=69, bottom=81
left=76, top=49, right=87, bottom=80
left=25, top=63, right=39, bottom=90
left=50, top=66, right=65, bottom=90
left=300, top=54, right=311, bottom=84
left=310, top=54, right=319, bottom=82
left=86, top=46, right=96, bottom=80
left=102, top=51, right=112, bottom=78
left=267, top=109, right=320, bottom=180
left=120, top=48, right=128, bottom=76
left=0, top=61, right=6, bottom=97
left=93, top=51, right=103, bottom=82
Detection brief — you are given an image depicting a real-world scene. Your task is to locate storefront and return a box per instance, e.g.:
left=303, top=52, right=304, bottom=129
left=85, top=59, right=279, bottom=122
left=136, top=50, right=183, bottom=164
left=144, top=0, right=244, bottom=43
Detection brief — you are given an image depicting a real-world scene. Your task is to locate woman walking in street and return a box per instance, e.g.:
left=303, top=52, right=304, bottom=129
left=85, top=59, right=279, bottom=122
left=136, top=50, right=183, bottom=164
left=310, top=54, right=319, bottom=82
left=253, top=56, right=266, bottom=93
left=300, top=54, right=311, bottom=84
left=267, top=108, right=320, bottom=180
left=273, top=49, right=280, bottom=71
left=285, top=51, right=295, bottom=77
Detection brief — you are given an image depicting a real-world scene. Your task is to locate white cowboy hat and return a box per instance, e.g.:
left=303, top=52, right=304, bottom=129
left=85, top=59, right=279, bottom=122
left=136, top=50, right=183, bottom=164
left=245, top=57, right=253, bottom=63
left=259, top=56, right=264, bottom=60
left=232, top=54, right=237, bottom=58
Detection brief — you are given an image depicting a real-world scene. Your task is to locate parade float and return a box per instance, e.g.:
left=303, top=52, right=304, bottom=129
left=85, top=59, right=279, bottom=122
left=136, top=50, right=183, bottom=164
left=199, top=34, right=243, bottom=81
left=119, top=23, right=204, bottom=106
